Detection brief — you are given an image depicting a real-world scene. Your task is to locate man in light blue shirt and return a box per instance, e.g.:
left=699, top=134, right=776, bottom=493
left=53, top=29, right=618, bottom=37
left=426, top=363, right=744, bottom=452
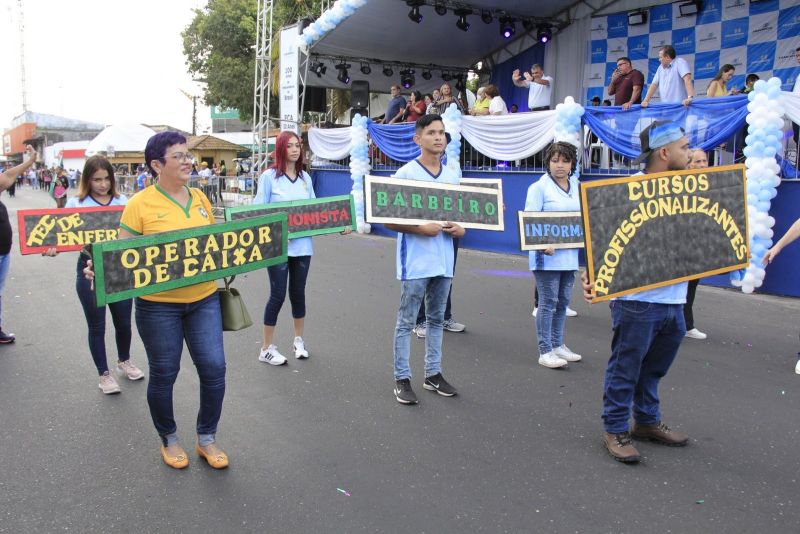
left=384, top=114, right=465, bottom=405
left=584, top=121, right=692, bottom=463
left=641, top=45, right=695, bottom=107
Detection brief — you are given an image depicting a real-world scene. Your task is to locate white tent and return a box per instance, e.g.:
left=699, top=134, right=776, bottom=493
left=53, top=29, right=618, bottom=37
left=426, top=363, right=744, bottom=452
left=85, top=123, right=156, bottom=156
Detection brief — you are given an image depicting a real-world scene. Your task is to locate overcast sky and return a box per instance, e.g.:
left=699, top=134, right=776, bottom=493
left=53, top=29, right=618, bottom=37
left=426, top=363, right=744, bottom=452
left=0, top=0, right=216, bottom=132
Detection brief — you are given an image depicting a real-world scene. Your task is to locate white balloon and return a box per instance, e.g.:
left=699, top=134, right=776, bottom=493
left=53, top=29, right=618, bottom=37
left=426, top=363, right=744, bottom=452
left=741, top=284, right=755, bottom=294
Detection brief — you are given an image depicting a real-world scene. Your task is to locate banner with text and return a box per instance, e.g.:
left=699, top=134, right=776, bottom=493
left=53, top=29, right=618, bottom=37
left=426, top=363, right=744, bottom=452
left=518, top=211, right=584, bottom=251
left=224, top=195, right=356, bottom=238
left=364, top=175, right=504, bottom=231
left=581, top=165, right=748, bottom=302
left=91, top=214, right=288, bottom=306
left=18, top=206, right=124, bottom=255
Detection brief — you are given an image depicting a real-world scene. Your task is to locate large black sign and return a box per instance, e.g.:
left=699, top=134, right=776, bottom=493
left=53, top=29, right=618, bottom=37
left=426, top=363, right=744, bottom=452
left=91, top=214, right=288, bottom=305
left=581, top=165, right=749, bottom=302
left=364, top=175, right=504, bottom=231
left=18, top=206, right=124, bottom=254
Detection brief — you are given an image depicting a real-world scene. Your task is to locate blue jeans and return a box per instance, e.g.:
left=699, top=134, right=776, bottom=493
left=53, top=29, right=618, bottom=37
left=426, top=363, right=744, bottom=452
left=416, top=238, right=458, bottom=324
left=0, top=253, right=9, bottom=326
left=394, top=277, right=451, bottom=380
left=76, top=257, right=132, bottom=375
left=533, top=270, right=575, bottom=355
left=603, top=301, right=686, bottom=433
left=135, top=293, right=226, bottom=445
left=264, top=256, right=311, bottom=325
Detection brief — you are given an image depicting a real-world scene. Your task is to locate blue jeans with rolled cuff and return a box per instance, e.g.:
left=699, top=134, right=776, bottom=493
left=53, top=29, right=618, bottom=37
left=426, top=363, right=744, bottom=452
left=394, top=276, right=451, bottom=381
left=135, top=293, right=226, bottom=446
left=533, top=270, right=575, bottom=355
left=602, top=300, right=686, bottom=434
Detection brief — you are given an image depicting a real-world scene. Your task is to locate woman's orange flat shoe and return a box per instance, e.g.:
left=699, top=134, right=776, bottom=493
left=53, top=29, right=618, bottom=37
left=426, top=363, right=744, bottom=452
left=196, top=444, right=229, bottom=469
left=160, top=445, right=189, bottom=469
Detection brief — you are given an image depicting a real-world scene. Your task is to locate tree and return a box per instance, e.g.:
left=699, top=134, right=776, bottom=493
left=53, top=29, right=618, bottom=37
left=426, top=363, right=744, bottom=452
left=183, top=0, right=324, bottom=125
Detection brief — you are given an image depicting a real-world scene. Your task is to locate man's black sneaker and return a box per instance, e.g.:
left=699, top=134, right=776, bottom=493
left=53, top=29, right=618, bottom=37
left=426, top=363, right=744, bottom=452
left=423, top=373, right=457, bottom=397
left=0, top=330, right=15, bottom=344
left=394, top=379, right=418, bottom=405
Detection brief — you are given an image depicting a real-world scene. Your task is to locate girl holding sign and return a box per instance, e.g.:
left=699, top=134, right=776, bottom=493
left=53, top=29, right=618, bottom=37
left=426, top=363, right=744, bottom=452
left=255, top=131, right=352, bottom=365
left=44, top=156, right=143, bottom=395
left=525, top=142, right=582, bottom=369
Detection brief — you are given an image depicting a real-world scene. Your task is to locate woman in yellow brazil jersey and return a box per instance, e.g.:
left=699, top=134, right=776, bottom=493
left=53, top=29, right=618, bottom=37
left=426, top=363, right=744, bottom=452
left=86, top=131, right=228, bottom=470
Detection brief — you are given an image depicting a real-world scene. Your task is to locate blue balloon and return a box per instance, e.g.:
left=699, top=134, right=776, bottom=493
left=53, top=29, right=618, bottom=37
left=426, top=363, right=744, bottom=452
left=757, top=200, right=771, bottom=212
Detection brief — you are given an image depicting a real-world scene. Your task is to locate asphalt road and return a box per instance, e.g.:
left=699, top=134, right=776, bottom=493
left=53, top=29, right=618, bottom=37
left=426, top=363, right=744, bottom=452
left=1, top=187, right=798, bottom=533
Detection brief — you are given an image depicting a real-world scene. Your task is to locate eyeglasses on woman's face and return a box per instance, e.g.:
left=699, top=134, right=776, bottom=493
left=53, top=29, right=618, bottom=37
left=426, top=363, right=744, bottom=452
left=163, top=152, right=192, bottom=162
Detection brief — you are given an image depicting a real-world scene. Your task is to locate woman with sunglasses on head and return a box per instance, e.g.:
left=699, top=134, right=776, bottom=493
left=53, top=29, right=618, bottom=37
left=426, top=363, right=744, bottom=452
left=44, top=156, right=143, bottom=395
left=255, top=131, right=350, bottom=366
left=85, top=131, right=229, bottom=470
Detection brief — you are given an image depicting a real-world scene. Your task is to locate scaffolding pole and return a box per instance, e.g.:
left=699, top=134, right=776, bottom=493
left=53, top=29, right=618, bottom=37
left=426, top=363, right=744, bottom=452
left=252, top=0, right=274, bottom=176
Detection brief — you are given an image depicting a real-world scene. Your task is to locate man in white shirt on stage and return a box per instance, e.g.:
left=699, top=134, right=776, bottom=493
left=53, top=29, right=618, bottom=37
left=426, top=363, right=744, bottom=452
left=641, top=45, right=695, bottom=107
left=512, top=64, right=553, bottom=111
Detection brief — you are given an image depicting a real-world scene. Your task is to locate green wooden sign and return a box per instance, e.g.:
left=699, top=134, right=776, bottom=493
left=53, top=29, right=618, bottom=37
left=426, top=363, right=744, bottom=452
left=224, top=195, right=356, bottom=238
left=91, top=213, right=288, bottom=306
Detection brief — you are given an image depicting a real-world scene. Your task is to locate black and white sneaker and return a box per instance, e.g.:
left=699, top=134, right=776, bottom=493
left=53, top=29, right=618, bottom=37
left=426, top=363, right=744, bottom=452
left=423, top=373, right=457, bottom=397
left=394, top=378, right=418, bottom=405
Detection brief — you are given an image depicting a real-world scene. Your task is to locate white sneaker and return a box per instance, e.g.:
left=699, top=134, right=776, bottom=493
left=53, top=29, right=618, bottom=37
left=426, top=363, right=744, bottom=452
left=538, top=352, right=568, bottom=369
left=685, top=328, right=707, bottom=340
left=566, top=307, right=578, bottom=317
left=258, top=344, right=287, bottom=365
left=532, top=307, right=537, bottom=317
left=293, top=336, right=309, bottom=359
left=795, top=359, right=800, bottom=375
left=553, top=345, right=582, bottom=362
left=98, top=371, right=121, bottom=394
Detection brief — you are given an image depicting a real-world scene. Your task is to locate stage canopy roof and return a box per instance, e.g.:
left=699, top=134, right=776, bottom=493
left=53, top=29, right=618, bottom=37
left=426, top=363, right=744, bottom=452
left=304, top=0, right=625, bottom=93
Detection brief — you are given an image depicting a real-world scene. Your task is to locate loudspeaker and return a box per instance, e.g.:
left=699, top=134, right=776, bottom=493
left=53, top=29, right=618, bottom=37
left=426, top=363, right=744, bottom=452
left=304, top=86, right=326, bottom=112
left=351, top=80, right=370, bottom=110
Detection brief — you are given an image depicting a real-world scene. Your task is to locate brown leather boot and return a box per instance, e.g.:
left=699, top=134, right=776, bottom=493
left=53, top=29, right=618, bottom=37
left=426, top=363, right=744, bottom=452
left=603, top=431, right=641, bottom=463
left=631, top=421, right=689, bottom=446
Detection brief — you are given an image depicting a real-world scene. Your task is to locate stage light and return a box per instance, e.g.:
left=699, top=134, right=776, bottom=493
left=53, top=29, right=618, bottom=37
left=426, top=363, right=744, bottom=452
left=522, top=18, right=533, bottom=31
left=628, top=10, right=647, bottom=25
left=442, top=72, right=453, bottom=81
left=407, top=0, right=423, bottom=23
left=422, top=70, right=432, bottom=80
left=360, top=63, right=371, bottom=75
left=400, top=69, right=416, bottom=89
left=455, top=9, right=470, bottom=31
left=310, top=61, right=326, bottom=77
left=499, top=16, right=515, bottom=39
left=335, top=62, right=351, bottom=84
left=382, top=65, right=394, bottom=77
left=480, top=10, right=493, bottom=24
left=679, top=0, right=701, bottom=16
left=537, top=25, right=552, bottom=43
left=434, top=1, right=447, bottom=16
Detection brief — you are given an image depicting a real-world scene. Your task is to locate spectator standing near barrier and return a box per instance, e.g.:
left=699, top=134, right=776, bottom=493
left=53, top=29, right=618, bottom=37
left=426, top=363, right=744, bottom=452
left=683, top=149, right=710, bottom=340
left=0, top=145, right=37, bottom=344
left=641, top=45, right=695, bottom=107
left=469, top=87, right=490, bottom=116
left=430, top=83, right=465, bottom=115
left=385, top=114, right=464, bottom=405
left=486, top=84, right=508, bottom=115
left=607, top=57, right=644, bottom=110
left=382, top=85, right=407, bottom=124
left=512, top=64, right=553, bottom=111
left=583, top=121, right=692, bottom=464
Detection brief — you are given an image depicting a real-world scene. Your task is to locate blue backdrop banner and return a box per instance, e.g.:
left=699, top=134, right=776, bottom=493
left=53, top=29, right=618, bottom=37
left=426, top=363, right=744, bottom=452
left=582, top=96, right=749, bottom=158
left=366, top=121, right=420, bottom=162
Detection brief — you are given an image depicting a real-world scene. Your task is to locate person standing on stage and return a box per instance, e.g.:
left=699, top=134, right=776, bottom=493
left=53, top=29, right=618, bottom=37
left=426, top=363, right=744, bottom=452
left=641, top=45, right=695, bottom=107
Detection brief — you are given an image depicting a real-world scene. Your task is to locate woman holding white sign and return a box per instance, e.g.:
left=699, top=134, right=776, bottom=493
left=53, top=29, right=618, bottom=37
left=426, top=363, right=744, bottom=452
left=525, top=142, right=582, bottom=369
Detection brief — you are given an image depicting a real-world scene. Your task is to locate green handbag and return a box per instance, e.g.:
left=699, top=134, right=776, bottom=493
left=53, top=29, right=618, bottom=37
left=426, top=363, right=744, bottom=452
left=217, top=276, right=253, bottom=331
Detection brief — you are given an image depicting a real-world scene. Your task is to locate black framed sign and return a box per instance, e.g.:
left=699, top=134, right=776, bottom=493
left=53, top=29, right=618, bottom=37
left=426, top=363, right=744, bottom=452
left=91, top=213, right=288, bottom=306
left=580, top=164, right=749, bottom=302
left=517, top=211, right=584, bottom=251
left=364, top=175, right=504, bottom=231
left=224, top=194, right=356, bottom=238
